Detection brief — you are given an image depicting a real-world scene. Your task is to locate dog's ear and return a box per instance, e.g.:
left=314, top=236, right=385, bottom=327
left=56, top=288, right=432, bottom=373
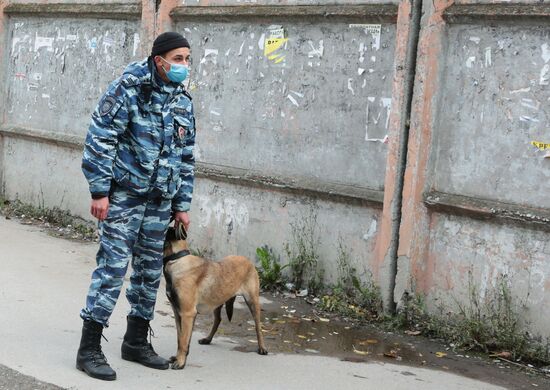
left=175, top=224, right=187, bottom=240
left=165, top=226, right=177, bottom=242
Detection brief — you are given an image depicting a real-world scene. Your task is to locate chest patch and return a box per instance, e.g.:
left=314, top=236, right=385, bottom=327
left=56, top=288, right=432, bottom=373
left=178, top=126, right=186, bottom=139
left=173, top=107, right=187, bottom=115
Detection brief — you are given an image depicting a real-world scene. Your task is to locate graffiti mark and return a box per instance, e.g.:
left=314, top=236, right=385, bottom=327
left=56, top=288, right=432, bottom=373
left=365, top=97, right=392, bottom=142
left=34, top=35, right=54, bottom=52
left=307, top=40, right=324, bottom=58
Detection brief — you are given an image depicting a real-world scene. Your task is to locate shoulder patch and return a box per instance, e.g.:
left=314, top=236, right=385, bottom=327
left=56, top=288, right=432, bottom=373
left=99, top=96, right=117, bottom=116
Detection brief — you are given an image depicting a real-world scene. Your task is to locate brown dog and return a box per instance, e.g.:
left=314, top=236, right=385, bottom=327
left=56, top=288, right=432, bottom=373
left=162, top=225, right=268, bottom=369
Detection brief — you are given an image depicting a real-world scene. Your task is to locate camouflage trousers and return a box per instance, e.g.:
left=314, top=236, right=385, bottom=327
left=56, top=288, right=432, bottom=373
left=80, top=185, right=172, bottom=326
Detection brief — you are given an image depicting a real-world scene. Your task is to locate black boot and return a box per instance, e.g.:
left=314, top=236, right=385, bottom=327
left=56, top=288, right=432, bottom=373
left=121, top=316, right=169, bottom=369
left=76, top=320, right=116, bottom=381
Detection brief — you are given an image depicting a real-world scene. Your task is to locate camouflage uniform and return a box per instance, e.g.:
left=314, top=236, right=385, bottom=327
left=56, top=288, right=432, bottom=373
left=80, top=58, right=195, bottom=326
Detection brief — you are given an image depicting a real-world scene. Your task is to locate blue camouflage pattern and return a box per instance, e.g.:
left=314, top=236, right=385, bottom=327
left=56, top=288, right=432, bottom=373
left=80, top=185, right=172, bottom=325
left=80, top=58, right=196, bottom=325
left=81, top=58, right=195, bottom=212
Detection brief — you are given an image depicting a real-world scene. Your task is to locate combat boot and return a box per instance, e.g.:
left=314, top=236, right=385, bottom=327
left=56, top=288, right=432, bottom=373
left=121, top=316, right=169, bottom=369
left=76, top=320, right=116, bottom=381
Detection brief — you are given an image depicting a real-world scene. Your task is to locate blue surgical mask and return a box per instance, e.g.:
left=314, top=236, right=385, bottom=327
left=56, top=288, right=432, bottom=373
left=160, top=57, right=189, bottom=83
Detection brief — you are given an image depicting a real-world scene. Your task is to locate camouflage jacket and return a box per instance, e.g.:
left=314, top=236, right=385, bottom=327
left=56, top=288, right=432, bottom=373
left=82, top=58, right=195, bottom=212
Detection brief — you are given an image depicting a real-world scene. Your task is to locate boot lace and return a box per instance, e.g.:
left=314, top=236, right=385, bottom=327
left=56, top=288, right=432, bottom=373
left=141, top=326, right=159, bottom=358
left=88, top=334, right=109, bottom=366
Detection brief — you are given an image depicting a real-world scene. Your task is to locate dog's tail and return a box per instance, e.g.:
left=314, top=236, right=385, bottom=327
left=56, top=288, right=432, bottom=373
left=225, top=296, right=236, bottom=322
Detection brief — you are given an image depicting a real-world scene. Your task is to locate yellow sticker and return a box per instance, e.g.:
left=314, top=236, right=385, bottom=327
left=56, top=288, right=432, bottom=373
left=264, top=38, right=288, bottom=57
left=531, top=141, right=550, bottom=151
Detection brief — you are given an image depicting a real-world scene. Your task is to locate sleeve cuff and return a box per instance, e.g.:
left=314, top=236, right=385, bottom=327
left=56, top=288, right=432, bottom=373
left=91, top=192, right=109, bottom=199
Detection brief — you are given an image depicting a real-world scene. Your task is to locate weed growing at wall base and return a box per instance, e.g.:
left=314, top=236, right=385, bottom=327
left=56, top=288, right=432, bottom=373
left=394, top=273, right=550, bottom=366
left=284, top=211, right=324, bottom=294
left=0, top=197, right=96, bottom=241
left=255, top=245, right=288, bottom=290
left=318, top=239, right=383, bottom=321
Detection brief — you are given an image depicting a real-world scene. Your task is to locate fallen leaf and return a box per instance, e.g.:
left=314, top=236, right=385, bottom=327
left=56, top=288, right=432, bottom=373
left=405, top=330, right=421, bottom=336
left=297, top=335, right=307, bottom=339
left=305, top=349, right=320, bottom=354
left=490, top=351, right=512, bottom=359
left=435, top=352, right=447, bottom=358
left=318, top=317, right=330, bottom=322
left=358, top=339, right=378, bottom=345
left=384, top=350, right=398, bottom=359
left=353, top=346, right=369, bottom=356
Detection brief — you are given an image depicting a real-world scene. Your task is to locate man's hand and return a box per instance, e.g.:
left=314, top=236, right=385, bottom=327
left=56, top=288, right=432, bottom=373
left=173, top=211, right=190, bottom=232
left=91, top=197, right=109, bottom=221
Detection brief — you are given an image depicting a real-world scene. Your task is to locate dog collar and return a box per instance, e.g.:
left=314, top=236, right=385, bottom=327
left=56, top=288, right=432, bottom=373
left=163, top=249, right=191, bottom=265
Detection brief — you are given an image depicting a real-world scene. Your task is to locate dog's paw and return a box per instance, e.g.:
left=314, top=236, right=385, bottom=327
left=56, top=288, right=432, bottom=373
left=171, top=360, right=186, bottom=370
left=169, top=356, right=177, bottom=363
left=257, top=347, right=268, bottom=355
left=198, top=338, right=212, bottom=345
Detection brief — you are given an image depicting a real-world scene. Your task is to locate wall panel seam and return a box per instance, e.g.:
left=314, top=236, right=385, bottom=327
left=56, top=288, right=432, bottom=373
left=0, top=125, right=384, bottom=206
left=170, top=4, right=399, bottom=22
left=444, top=3, right=550, bottom=23
left=424, top=190, right=550, bottom=230
left=3, top=2, right=142, bottom=20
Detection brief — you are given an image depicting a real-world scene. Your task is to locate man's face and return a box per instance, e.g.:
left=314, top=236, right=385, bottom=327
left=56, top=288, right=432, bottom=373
left=154, top=47, right=191, bottom=82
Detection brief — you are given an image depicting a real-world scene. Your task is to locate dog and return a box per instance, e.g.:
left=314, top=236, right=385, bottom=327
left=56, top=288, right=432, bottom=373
left=162, top=225, right=268, bottom=369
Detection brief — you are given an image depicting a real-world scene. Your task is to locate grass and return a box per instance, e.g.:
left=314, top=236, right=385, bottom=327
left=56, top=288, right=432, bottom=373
left=393, top=272, right=550, bottom=366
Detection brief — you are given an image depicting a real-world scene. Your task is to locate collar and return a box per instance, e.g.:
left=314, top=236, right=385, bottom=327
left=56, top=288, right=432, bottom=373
left=163, top=249, right=191, bottom=265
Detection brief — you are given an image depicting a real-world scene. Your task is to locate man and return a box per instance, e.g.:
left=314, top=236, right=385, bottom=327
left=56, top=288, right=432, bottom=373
left=77, top=32, right=196, bottom=381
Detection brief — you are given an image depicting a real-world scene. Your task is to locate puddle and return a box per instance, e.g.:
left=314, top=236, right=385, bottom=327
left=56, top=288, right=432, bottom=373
left=189, top=294, right=550, bottom=390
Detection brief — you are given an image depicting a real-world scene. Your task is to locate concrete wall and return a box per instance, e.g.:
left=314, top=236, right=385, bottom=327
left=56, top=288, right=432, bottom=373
left=396, top=0, right=550, bottom=336
left=0, top=0, right=549, bottom=336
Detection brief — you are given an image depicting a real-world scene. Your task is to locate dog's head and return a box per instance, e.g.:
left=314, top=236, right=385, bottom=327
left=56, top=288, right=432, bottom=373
left=163, top=224, right=189, bottom=260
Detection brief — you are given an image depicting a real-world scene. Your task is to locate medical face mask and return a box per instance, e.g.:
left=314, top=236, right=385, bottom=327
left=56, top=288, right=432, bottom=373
left=160, top=57, right=189, bottom=83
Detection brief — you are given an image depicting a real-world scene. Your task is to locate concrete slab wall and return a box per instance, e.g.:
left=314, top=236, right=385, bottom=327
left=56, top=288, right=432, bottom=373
left=1, top=0, right=549, bottom=336
left=396, top=0, right=550, bottom=337
left=178, top=19, right=395, bottom=190
left=0, top=1, right=401, bottom=295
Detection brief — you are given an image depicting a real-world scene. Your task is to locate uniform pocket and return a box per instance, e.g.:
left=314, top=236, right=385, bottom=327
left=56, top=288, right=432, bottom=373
left=112, top=161, right=150, bottom=196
